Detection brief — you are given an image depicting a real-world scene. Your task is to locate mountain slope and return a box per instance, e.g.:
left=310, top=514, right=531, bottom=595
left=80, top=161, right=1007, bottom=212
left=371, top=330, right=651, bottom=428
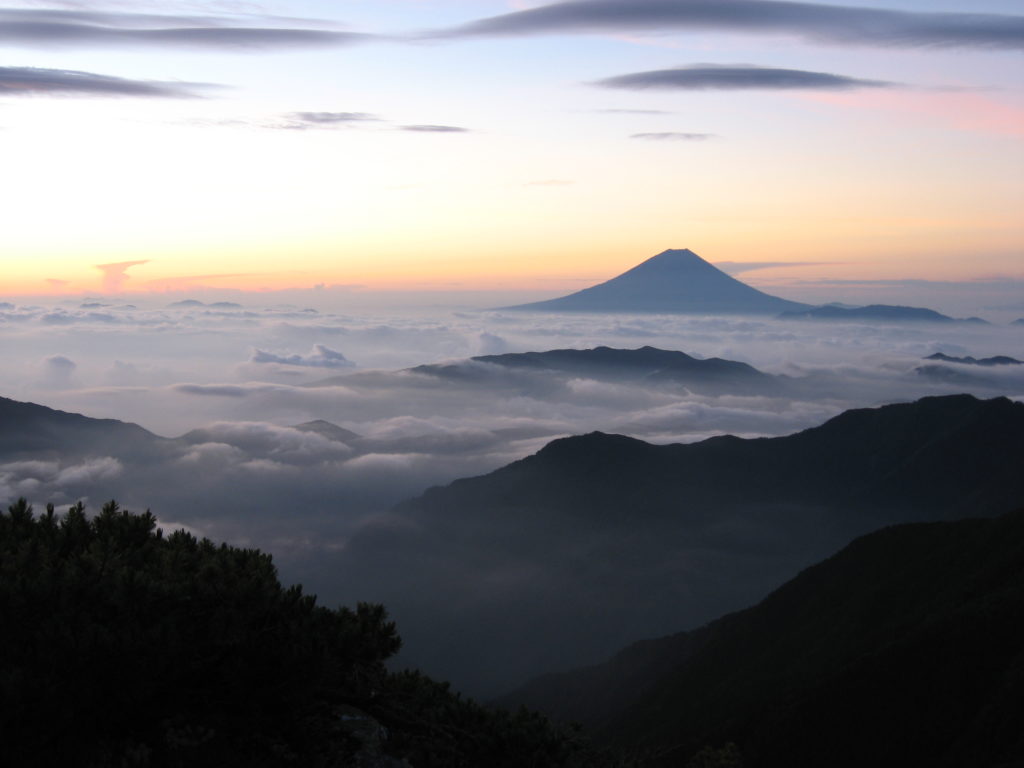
left=779, top=304, right=986, bottom=323
left=332, top=394, right=1024, bottom=696
left=411, top=345, right=779, bottom=394
left=925, top=352, right=1022, bottom=366
left=0, top=396, right=166, bottom=460
left=502, top=510, right=1024, bottom=767
left=503, top=249, right=809, bottom=314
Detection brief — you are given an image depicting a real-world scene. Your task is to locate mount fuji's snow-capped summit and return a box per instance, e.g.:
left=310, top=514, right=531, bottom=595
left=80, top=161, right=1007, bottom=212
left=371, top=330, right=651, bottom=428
left=503, top=248, right=809, bottom=314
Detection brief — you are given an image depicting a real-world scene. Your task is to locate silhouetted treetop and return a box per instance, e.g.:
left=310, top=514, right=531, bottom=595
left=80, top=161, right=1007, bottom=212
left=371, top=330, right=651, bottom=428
left=0, top=499, right=621, bottom=768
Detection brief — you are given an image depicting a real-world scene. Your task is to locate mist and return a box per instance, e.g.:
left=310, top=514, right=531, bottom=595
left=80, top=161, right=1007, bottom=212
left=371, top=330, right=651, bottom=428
left=2, top=291, right=1023, bottom=693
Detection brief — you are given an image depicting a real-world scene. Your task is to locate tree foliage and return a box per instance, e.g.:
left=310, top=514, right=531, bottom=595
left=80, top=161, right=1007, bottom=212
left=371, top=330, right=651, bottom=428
left=0, top=499, right=621, bottom=767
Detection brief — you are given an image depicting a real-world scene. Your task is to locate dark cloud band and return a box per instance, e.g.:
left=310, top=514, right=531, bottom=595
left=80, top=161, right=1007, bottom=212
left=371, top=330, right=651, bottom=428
left=0, top=9, right=365, bottom=50
left=439, top=0, right=1024, bottom=50
left=596, top=65, right=893, bottom=91
left=0, top=66, right=205, bottom=97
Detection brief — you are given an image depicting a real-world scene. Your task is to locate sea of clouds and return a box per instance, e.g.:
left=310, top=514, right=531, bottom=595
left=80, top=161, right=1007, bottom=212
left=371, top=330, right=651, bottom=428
left=2, top=294, right=1023, bottom=596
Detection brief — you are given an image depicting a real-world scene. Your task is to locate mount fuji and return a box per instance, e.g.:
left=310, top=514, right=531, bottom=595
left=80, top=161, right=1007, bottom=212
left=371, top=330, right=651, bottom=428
left=503, top=248, right=809, bottom=314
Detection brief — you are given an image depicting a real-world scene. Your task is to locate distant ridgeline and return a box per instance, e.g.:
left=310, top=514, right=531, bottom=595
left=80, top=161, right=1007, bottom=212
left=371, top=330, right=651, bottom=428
left=502, top=509, right=1024, bottom=767
left=501, top=248, right=994, bottom=322
left=501, top=249, right=809, bottom=314
left=779, top=304, right=989, bottom=324
left=5, top=467, right=1022, bottom=766
left=924, top=352, right=1022, bottom=366
left=3, top=394, right=1024, bottom=766
left=332, top=394, right=1024, bottom=696
left=411, top=345, right=780, bottom=395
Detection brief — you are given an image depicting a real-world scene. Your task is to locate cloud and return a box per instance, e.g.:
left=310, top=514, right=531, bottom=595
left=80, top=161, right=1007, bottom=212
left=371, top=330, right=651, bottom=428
left=7, top=296, right=1024, bottom=695
left=399, top=124, right=470, bottom=133
left=251, top=344, right=355, bottom=368
left=40, top=355, right=77, bottom=389
left=0, top=9, right=366, bottom=50
left=173, top=384, right=251, bottom=398
left=96, top=260, right=148, bottom=292
left=281, top=111, right=381, bottom=129
left=182, top=422, right=354, bottom=464
left=476, top=332, right=509, bottom=355
left=595, top=65, right=893, bottom=91
left=0, top=66, right=209, bottom=98
left=54, top=456, right=122, bottom=486
left=630, top=131, right=714, bottom=140
left=598, top=108, right=673, bottom=114
left=437, top=0, right=1024, bottom=51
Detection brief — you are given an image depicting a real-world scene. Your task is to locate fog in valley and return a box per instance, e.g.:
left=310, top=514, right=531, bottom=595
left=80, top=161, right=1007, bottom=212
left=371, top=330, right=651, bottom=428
left=3, top=291, right=1023, bottom=694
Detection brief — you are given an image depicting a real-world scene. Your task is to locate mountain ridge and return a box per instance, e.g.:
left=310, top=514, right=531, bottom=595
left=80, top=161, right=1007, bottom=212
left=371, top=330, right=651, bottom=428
left=780, top=304, right=988, bottom=323
left=502, top=249, right=810, bottom=314
left=499, top=509, right=1024, bottom=766
left=334, top=393, right=1024, bottom=695
left=410, top=345, right=778, bottom=394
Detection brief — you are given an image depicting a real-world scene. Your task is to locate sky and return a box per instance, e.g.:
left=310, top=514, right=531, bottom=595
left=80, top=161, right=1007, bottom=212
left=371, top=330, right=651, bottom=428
left=1, top=0, right=1022, bottom=300
left=3, top=0, right=1024, bottom=700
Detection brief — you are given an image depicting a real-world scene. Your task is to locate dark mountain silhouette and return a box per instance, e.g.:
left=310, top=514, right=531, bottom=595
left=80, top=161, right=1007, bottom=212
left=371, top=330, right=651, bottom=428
left=331, top=394, right=1024, bottom=696
left=502, top=249, right=809, bottom=314
left=925, top=352, right=1021, bottom=366
left=1, top=501, right=616, bottom=768
left=779, top=304, right=987, bottom=323
left=501, top=509, right=1024, bottom=767
left=412, top=345, right=779, bottom=394
left=1013, top=318, right=1024, bottom=326
left=0, top=396, right=167, bottom=460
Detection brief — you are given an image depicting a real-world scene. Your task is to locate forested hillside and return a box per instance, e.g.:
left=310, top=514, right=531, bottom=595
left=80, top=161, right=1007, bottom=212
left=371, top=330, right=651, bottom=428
left=0, top=499, right=619, bottom=768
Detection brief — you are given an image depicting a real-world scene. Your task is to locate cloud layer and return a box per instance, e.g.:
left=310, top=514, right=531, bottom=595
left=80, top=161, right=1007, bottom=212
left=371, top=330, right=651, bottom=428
left=631, top=132, right=714, bottom=141
left=2, top=294, right=1023, bottom=692
left=440, top=0, right=1024, bottom=50
left=0, top=67, right=205, bottom=97
left=0, top=9, right=365, bottom=50
left=596, top=65, right=892, bottom=91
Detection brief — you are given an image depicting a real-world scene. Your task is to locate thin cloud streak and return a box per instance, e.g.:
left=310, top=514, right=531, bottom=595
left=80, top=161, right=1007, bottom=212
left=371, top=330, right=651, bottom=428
left=598, top=108, right=673, bottom=114
left=436, top=0, right=1024, bottom=50
left=0, top=66, right=209, bottom=98
left=399, top=124, right=470, bottom=133
left=630, top=132, right=714, bottom=140
left=0, top=9, right=367, bottom=50
left=287, top=112, right=380, bottom=126
left=595, top=65, right=894, bottom=91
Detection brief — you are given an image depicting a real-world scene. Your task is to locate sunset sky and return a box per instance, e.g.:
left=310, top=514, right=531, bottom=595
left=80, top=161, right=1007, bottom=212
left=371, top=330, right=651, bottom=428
left=1, top=0, right=1022, bottom=297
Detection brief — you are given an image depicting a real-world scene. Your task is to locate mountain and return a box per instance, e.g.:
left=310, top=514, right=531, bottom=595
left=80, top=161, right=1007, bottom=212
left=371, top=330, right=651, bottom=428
left=331, top=394, right=1024, bottom=696
left=412, top=346, right=779, bottom=394
left=916, top=353, right=1024, bottom=388
left=779, top=304, right=987, bottom=323
left=502, top=249, right=809, bottom=314
left=293, top=419, right=362, bottom=444
left=0, top=396, right=167, bottom=460
left=925, top=352, right=1022, bottom=366
left=501, top=509, right=1024, bottom=767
